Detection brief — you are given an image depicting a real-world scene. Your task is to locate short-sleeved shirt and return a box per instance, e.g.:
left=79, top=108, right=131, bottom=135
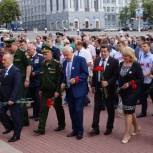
left=13, top=49, right=31, bottom=77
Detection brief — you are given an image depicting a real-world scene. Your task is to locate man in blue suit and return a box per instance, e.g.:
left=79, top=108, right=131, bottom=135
left=0, top=53, right=22, bottom=142
left=61, top=46, right=89, bottom=140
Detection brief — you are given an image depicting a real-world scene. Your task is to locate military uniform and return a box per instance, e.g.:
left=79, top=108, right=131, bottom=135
left=13, top=48, right=31, bottom=125
left=34, top=47, right=65, bottom=134
left=29, top=52, right=44, bottom=119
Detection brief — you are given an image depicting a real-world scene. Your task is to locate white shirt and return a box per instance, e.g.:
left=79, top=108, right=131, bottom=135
left=5, top=64, right=13, bottom=76
left=74, top=48, right=93, bottom=65
left=110, top=49, right=123, bottom=63
left=139, top=51, right=153, bottom=84
left=88, top=44, right=96, bottom=58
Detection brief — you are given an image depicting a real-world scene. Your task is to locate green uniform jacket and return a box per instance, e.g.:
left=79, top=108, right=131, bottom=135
left=40, top=58, right=61, bottom=96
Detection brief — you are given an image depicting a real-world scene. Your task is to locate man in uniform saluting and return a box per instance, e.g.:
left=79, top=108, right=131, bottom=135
left=4, top=38, right=32, bottom=126
left=33, top=45, right=65, bottom=135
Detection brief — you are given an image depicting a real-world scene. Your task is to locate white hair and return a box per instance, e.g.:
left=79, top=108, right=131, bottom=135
left=63, top=46, right=73, bottom=53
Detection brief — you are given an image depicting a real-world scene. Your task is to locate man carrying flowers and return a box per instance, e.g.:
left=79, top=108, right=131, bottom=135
left=89, top=44, right=119, bottom=136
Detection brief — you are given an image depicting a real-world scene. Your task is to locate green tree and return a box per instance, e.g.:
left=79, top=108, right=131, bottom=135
left=119, top=0, right=138, bottom=26
left=119, top=6, right=129, bottom=26
left=0, top=0, right=21, bottom=28
left=128, top=0, right=138, bottom=19
left=142, top=0, right=153, bottom=24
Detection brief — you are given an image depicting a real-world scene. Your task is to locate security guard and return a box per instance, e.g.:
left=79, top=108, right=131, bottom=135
left=27, top=43, right=44, bottom=121
left=34, top=45, right=65, bottom=135
left=4, top=38, right=32, bottom=126
left=137, top=42, right=153, bottom=118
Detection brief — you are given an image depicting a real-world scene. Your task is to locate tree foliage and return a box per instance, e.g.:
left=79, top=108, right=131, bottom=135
left=142, top=0, right=153, bottom=24
left=0, top=0, right=21, bottom=27
left=119, top=0, right=153, bottom=26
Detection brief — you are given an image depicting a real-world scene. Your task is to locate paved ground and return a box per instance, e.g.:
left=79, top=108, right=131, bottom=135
left=0, top=96, right=153, bottom=153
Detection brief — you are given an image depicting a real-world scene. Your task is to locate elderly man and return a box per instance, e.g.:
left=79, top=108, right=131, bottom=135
left=27, top=43, right=44, bottom=121
left=61, top=46, right=89, bottom=140
left=4, top=38, right=32, bottom=126
left=0, top=53, right=22, bottom=142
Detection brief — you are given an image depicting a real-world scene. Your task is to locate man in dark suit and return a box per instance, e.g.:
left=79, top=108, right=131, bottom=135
left=61, top=46, right=89, bottom=140
left=0, top=53, right=22, bottom=142
left=89, top=44, right=119, bottom=136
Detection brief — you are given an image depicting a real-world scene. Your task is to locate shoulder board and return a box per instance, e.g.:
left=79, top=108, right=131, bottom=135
left=53, top=59, right=60, bottom=63
left=38, top=53, right=43, bottom=57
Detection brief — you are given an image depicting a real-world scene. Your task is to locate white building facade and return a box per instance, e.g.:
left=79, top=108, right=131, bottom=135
left=17, top=0, right=130, bottom=30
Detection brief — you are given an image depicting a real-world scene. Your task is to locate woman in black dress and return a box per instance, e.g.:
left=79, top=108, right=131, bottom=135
left=118, top=47, right=143, bottom=144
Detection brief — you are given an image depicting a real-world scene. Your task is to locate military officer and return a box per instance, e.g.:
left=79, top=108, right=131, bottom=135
left=4, top=38, right=32, bottom=126
left=27, top=42, right=44, bottom=121
left=34, top=45, right=65, bottom=135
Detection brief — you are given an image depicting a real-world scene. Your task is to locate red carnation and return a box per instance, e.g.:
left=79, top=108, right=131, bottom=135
left=75, top=76, right=80, bottom=83
left=94, top=66, right=104, bottom=72
left=130, top=80, right=137, bottom=90
left=46, top=98, right=54, bottom=108
left=140, top=63, right=144, bottom=67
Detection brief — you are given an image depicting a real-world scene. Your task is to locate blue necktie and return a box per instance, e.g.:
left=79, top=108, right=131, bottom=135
left=67, top=62, right=71, bottom=87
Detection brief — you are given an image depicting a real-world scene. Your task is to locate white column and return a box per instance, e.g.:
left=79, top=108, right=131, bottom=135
left=89, top=0, right=95, bottom=12
left=78, top=0, right=85, bottom=11
left=65, top=0, right=71, bottom=11
left=46, top=0, right=51, bottom=15
left=59, top=0, right=63, bottom=12
left=52, top=0, right=57, bottom=13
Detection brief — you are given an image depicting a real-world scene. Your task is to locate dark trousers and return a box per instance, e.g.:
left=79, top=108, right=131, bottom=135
left=140, top=83, right=151, bottom=115
left=54, top=96, right=65, bottom=128
left=67, top=90, right=85, bottom=135
left=29, top=87, right=40, bottom=118
left=92, top=90, right=115, bottom=131
left=0, top=104, right=22, bottom=138
left=38, top=93, right=65, bottom=131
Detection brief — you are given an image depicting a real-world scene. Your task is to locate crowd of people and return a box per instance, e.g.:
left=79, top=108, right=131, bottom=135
left=0, top=31, right=153, bottom=144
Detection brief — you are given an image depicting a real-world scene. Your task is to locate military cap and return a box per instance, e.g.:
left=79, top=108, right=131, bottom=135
left=4, top=38, right=16, bottom=47
left=42, top=44, right=52, bottom=54
left=56, top=32, right=64, bottom=37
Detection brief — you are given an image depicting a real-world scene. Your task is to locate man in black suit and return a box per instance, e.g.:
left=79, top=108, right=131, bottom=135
left=89, top=44, right=119, bottom=136
left=0, top=53, right=22, bottom=142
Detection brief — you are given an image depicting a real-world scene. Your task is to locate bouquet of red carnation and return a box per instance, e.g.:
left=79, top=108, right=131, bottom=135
left=130, top=80, right=137, bottom=90
left=93, top=66, right=105, bottom=72
left=46, top=98, right=55, bottom=108
left=75, top=76, right=80, bottom=83
left=93, top=66, right=108, bottom=99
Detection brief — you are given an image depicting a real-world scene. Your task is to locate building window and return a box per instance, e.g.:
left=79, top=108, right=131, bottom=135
left=74, top=0, right=78, bottom=11
left=94, top=0, right=98, bottom=12
left=50, top=0, right=52, bottom=12
left=85, top=0, right=89, bottom=12
left=63, top=0, right=65, bottom=10
left=57, top=0, right=59, bottom=11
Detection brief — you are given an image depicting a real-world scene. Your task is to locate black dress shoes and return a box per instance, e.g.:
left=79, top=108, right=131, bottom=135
left=2, top=129, right=12, bottom=134
left=137, top=113, right=146, bottom=118
left=104, top=129, right=112, bottom=135
left=76, top=134, right=83, bottom=140
left=67, top=131, right=77, bottom=137
left=88, top=129, right=100, bottom=137
left=33, top=129, right=45, bottom=135
left=54, top=126, right=65, bottom=132
left=8, top=135, right=20, bottom=142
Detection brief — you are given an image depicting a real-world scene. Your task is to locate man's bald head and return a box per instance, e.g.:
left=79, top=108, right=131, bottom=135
left=27, top=42, right=36, bottom=56
left=2, top=52, right=14, bottom=68
left=63, top=46, right=73, bottom=61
